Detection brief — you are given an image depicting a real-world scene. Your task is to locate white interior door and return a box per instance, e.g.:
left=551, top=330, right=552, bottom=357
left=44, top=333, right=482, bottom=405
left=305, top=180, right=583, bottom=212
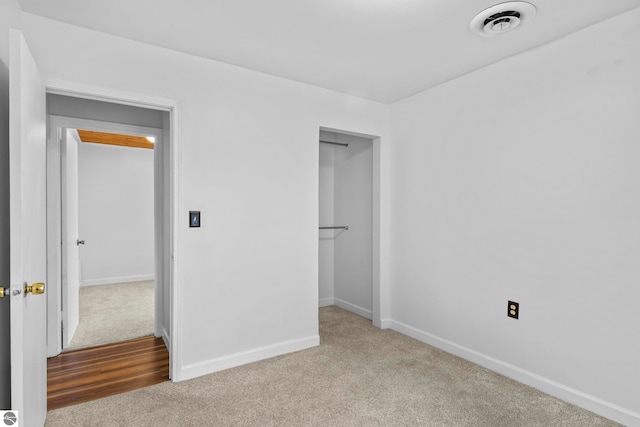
left=61, top=129, right=80, bottom=348
left=9, top=30, right=48, bottom=426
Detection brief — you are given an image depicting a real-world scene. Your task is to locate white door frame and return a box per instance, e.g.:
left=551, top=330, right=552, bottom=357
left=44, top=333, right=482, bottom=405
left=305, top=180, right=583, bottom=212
left=47, top=116, right=163, bottom=354
left=45, top=79, right=182, bottom=380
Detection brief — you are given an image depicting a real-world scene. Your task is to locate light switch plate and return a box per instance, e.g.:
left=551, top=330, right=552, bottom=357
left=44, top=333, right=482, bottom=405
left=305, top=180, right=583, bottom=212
left=189, top=211, right=201, bottom=227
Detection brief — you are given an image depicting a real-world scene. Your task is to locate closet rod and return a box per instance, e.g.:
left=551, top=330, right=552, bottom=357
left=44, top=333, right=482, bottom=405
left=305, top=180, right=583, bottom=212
left=319, top=140, right=349, bottom=148
left=319, top=226, right=349, bottom=230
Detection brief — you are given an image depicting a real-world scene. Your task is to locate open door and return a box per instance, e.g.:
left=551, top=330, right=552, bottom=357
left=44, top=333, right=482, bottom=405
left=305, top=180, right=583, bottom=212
left=9, top=30, right=48, bottom=426
left=61, top=129, right=80, bottom=348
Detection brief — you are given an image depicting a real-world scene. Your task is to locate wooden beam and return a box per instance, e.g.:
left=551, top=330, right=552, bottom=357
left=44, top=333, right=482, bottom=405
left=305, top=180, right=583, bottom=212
left=77, top=130, right=154, bottom=149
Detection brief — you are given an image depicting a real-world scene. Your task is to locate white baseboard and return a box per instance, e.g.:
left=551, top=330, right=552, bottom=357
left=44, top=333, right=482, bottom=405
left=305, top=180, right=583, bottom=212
left=161, top=327, right=170, bottom=350
left=319, top=297, right=334, bottom=307
left=176, top=335, right=319, bottom=382
left=81, top=274, right=155, bottom=287
left=333, top=298, right=372, bottom=320
left=379, top=318, right=392, bottom=329
left=319, top=297, right=373, bottom=321
left=388, top=319, right=640, bottom=427
left=161, top=326, right=171, bottom=380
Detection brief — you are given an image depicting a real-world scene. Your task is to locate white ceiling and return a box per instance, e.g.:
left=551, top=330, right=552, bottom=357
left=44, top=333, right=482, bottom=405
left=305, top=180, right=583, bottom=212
left=17, top=0, right=640, bottom=103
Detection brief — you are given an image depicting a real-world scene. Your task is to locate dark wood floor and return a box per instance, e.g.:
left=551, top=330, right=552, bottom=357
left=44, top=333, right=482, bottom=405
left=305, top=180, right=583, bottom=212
left=47, top=336, right=169, bottom=410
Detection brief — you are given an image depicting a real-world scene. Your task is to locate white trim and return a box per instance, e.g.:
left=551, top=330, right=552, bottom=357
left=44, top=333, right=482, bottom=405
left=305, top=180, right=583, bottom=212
left=170, top=101, right=183, bottom=382
left=176, top=336, right=319, bottom=382
left=379, top=318, right=392, bottom=329
left=320, top=298, right=374, bottom=320
left=319, top=297, right=334, bottom=307
left=372, top=136, right=384, bottom=328
left=45, top=78, right=176, bottom=112
left=45, top=78, right=182, bottom=381
left=48, top=115, right=162, bottom=136
left=333, top=298, right=372, bottom=320
left=387, top=319, right=640, bottom=426
left=80, top=275, right=155, bottom=287
left=162, top=326, right=170, bottom=345
left=161, top=326, right=171, bottom=373
left=45, top=122, right=63, bottom=357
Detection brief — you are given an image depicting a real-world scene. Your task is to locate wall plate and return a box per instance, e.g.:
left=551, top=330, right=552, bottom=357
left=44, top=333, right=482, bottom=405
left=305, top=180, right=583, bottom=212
left=189, top=211, right=201, bottom=227
left=508, top=300, right=519, bottom=319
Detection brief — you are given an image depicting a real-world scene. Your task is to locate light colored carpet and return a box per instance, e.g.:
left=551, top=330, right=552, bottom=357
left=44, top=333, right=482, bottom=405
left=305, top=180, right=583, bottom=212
left=66, top=281, right=155, bottom=351
left=48, top=307, right=619, bottom=426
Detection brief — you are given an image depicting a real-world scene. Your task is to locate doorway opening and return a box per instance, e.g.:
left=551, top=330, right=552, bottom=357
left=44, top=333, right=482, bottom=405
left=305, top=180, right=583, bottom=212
left=318, top=128, right=381, bottom=324
left=46, top=95, right=170, bottom=356
left=46, top=94, right=171, bottom=355
left=59, top=126, right=159, bottom=351
left=44, top=92, right=175, bottom=406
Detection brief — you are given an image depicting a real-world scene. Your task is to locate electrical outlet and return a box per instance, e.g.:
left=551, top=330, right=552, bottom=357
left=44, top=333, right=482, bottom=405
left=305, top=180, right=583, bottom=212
left=508, top=301, right=519, bottom=319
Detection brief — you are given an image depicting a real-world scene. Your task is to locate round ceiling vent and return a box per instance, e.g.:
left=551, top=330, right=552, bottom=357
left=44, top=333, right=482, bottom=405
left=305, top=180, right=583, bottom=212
left=470, top=2, right=537, bottom=36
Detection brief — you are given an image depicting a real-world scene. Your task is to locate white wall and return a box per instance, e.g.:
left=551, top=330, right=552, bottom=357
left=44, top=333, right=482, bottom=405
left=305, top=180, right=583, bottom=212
left=78, top=140, right=155, bottom=285
left=335, top=134, right=373, bottom=318
left=389, top=8, right=640, bottom=425
left=0, top=0, right=23, bottom=409
left=21, top=12, right=391, bottom=380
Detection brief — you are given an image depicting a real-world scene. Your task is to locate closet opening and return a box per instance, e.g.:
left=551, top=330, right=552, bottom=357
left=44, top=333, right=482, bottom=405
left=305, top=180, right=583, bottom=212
left=318, top=128, right=379, bottom=323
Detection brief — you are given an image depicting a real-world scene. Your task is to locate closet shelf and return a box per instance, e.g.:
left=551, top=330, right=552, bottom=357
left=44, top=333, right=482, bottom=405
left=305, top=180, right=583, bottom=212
left=319, top=226, right=349, bottom=230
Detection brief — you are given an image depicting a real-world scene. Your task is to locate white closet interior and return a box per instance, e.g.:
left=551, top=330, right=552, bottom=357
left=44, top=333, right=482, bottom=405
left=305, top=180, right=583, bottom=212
left=318, top=130, right=373, bottom=319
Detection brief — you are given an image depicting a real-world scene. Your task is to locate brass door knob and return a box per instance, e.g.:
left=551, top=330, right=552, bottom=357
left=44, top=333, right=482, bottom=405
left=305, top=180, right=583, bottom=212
left=0, top=287, right=6, bottom=299
left=24, top=282, right=45, bottom=295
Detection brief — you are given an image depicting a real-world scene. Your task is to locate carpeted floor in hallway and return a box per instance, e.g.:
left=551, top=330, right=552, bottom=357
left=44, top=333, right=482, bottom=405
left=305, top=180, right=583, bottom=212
left=67, top=281, right=154, bottom=350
